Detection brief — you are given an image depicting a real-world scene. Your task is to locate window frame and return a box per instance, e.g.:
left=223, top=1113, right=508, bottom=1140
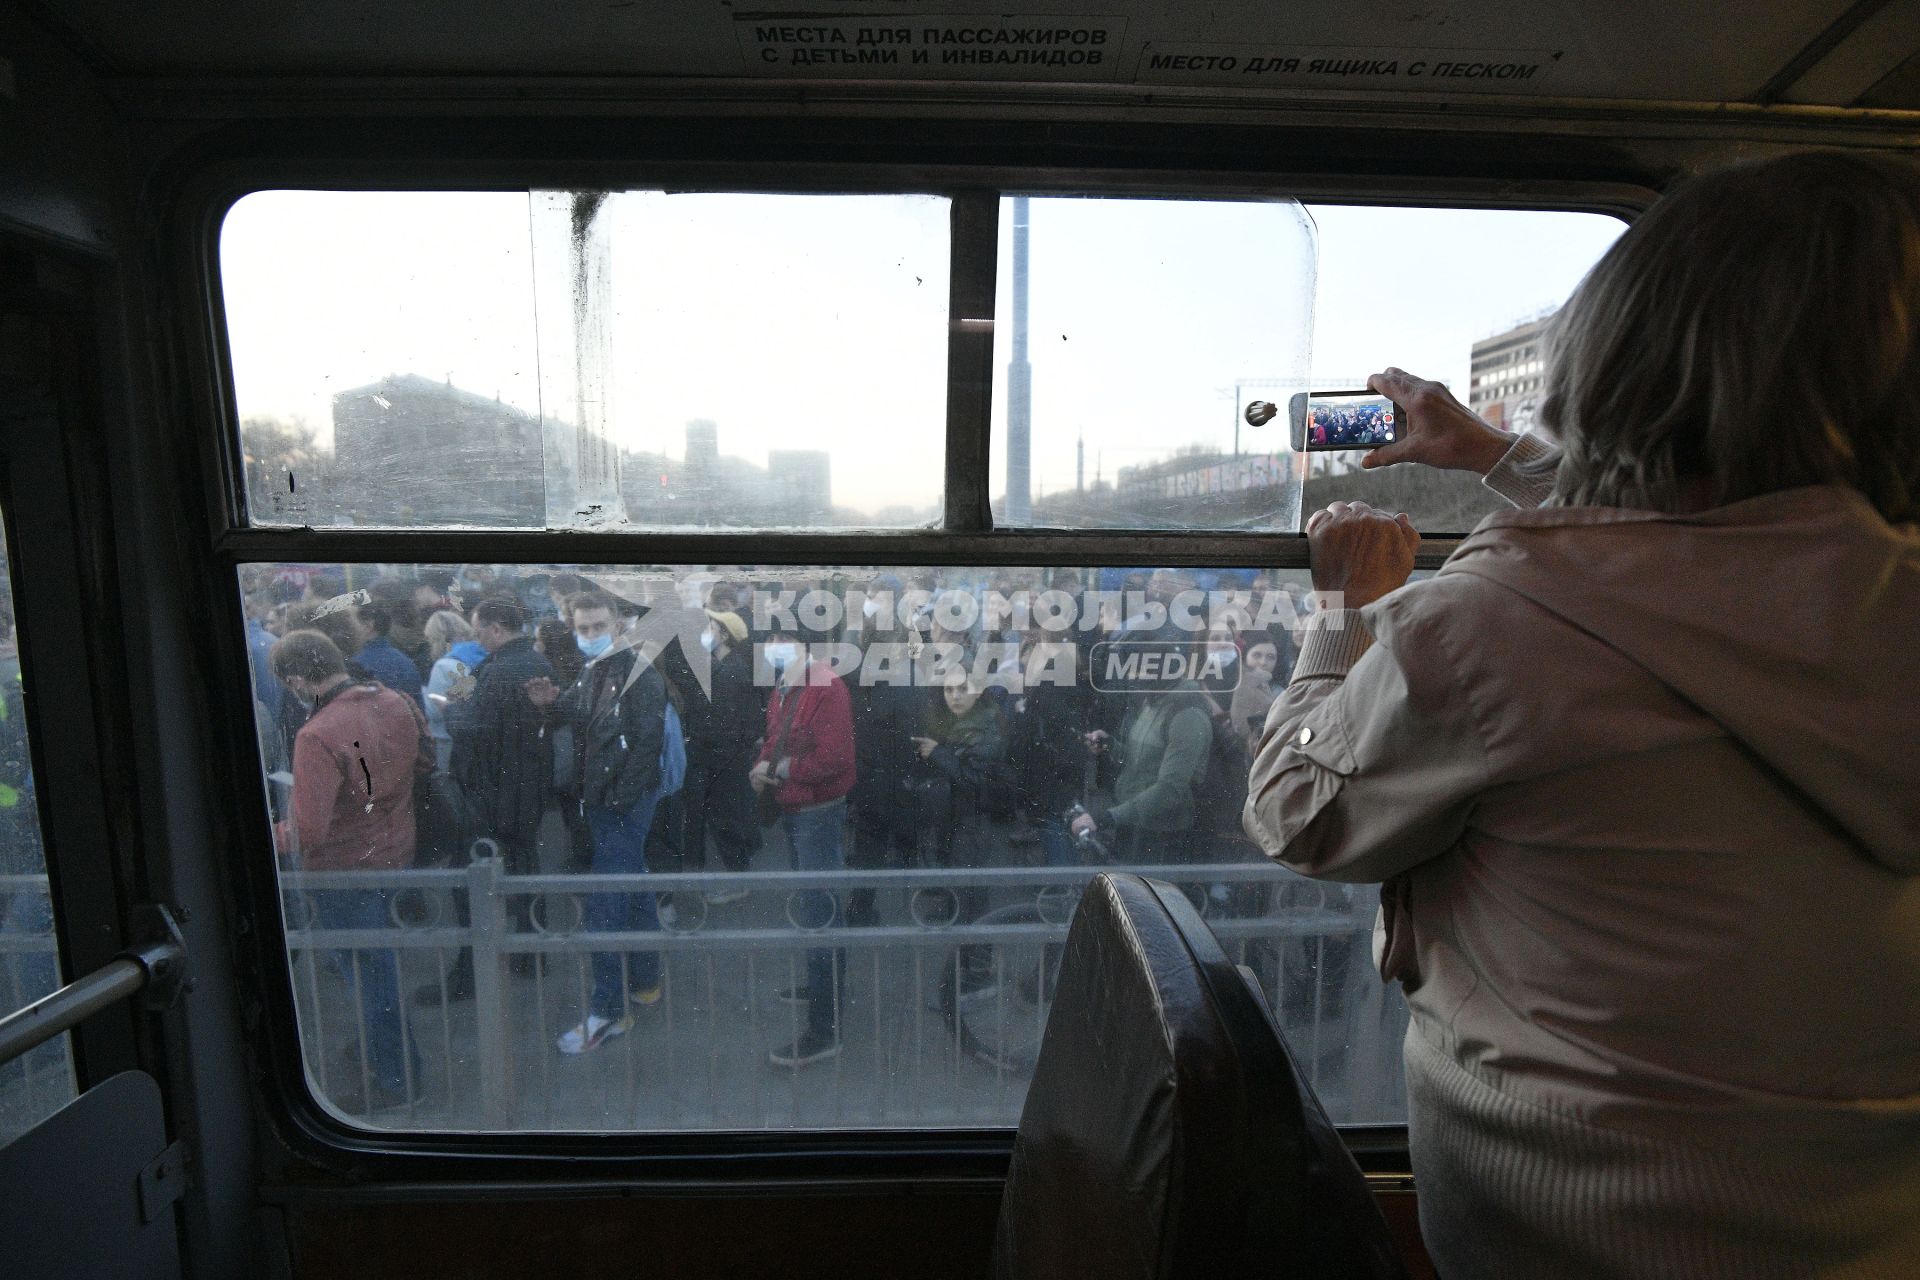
left=0, top=324, right=144, bottom=1094
left=169, top=137, right=1654, bottom=1178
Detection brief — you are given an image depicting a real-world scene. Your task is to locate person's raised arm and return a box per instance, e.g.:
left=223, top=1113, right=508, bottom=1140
left=1362, top=367, right=1559, bottom=510
left=1243, top=501, right=1488, bottom=882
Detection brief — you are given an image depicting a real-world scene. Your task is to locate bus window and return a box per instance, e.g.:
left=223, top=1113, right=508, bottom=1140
left=221, top=191, right=951, bottom=531
left=986, top=196, right=1316, bottom=530
left=0, top=517, right=75, bottom=1142
left=241, top=562, right=1407, bottom=1132
left=1003, top=202, right=1626, bottom=533
left=214, top=186, right=1623, bottom=1138
left=1299, top=205, right=1624, bottom=530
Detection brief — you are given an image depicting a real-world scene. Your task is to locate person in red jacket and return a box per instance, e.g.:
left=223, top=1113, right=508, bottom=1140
left=750, top=626, right=854, bottom=1067
left=272, top=629, right=433, bottom=1113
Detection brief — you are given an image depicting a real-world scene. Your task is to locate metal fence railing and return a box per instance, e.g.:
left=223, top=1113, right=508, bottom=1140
left=278, top=858, right=1409, bottom=1133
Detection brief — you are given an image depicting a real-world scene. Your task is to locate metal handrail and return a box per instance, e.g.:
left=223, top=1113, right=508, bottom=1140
left=0, top=904, right=187, bottom=1069
left=0, top=958, right=147, bottom=1068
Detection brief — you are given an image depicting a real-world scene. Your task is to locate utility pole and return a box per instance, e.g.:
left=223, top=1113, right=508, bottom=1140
left=1233, top=380, right=1243, bottom=460
left=1006, top=196, right=1032, bottom=524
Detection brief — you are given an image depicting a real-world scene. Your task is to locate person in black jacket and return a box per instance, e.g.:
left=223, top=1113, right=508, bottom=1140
left=911, top=663, right=1016, bottom=1004
left=911, top=664, right=1014, bottom=872
left=526, top=590, right=669, bottom=1055
left=1007, top=631, right=1096, bottom=867
left=533, top=617, right=592, bottom=873
left=676, top=609, right=762, bottom=904
left=447, top=595, right=555, bottom=882
left=436, top=594, right=556, bottom=1002
left=846, top=577, right=925, bottom=928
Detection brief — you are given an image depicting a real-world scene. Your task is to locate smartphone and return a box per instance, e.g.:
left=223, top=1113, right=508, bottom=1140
left=1286, top=390, right=1399, bottom=451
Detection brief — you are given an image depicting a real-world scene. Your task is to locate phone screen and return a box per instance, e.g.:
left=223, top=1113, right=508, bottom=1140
left=1288, top=391, right=1397, bottom=451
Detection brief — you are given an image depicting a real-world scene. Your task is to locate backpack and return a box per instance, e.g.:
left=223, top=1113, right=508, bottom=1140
left=658, top=701, right=687, bottom=797
left=563, top=645, right=687, bottom=799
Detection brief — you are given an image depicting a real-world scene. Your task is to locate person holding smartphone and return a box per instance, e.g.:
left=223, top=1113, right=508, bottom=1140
left=1243, top=153, right=1920, bottom=1277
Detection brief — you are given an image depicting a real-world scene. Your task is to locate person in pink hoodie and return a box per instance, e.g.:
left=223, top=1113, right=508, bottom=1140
left=1245, top=152, right=1920, bottom=1278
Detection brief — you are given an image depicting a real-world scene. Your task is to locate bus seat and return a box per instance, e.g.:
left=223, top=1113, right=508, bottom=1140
left=994, top=872, right=1407, bottom=1280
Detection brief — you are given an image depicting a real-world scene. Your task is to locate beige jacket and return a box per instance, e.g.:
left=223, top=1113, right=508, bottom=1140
left=1244, top=440, right=1920, bottom=1278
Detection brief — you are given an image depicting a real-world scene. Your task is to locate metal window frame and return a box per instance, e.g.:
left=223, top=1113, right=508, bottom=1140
left=151, top=123, right=1660, bottom=1178
left=0, top=261, right=152, bottom=1098
left=187, top=156, right=1648, bottom=559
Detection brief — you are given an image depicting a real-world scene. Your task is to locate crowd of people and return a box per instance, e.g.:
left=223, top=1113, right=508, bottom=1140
left=1308, top=400, right=1396, bottom=447
left=244, top=562, right=1323, bottom=1098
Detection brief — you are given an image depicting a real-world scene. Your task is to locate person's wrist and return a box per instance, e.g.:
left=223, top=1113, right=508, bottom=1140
left=1465, top=423, right=1517, bottom=476
left=1307, top=579, right=1402, bottom=610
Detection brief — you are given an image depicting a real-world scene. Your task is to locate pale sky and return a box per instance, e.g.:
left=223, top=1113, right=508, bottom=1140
left=219, top=191, right=1622, bottom=522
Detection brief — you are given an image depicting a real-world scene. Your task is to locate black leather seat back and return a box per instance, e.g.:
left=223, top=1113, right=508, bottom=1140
left=994, top=873, right=1406, bottom=1280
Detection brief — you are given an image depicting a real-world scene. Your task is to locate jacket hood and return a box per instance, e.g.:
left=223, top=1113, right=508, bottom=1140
left=1441, top=485, right=1920, bottom=875
left=448, top=640, right=488, bottom=668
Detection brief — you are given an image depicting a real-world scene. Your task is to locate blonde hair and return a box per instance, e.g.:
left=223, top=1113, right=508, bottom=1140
left=423, top=609, right=473, bottom=661
left=1541, top=151, right=1920, bottom=523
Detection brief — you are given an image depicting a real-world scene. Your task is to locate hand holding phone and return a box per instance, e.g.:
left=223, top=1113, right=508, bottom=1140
left=1358, top=369, right=1516, bottom=475
left=1287, top=391, right=1399, bottom=452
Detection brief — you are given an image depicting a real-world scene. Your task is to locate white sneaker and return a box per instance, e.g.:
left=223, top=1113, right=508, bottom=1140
left=556, top=1013, right=632, bottom=1055
left=704, top=888, right=750, bottom=905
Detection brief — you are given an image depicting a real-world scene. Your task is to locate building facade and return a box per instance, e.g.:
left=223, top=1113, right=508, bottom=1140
left=1469, top=312, right=1554, bottom=433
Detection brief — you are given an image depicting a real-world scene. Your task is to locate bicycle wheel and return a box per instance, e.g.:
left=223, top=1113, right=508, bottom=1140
left=933, top=895, right=1071, bottom=1077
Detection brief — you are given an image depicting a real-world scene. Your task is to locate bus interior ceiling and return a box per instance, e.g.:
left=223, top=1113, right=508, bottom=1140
left=2, top=1, right=1918, bottom=1278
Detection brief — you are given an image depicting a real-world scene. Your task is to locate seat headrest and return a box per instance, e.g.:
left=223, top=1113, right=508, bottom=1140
left=994, top=872, right=1404, bottom=1280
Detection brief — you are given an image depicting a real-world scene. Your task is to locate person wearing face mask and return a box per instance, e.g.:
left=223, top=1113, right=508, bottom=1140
left=674, top=609, right=762, bottom=904
left=526, top=590, right=671, bottom=1055
left=750, top=626, right=856, bottom=1068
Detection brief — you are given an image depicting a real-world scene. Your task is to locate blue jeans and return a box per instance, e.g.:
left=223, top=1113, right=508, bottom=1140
left=312, top=889, right=418, bottom=1096
left=782, top=798, right=846, bottom=1036
left=585, top=799, right=662, bottom=1020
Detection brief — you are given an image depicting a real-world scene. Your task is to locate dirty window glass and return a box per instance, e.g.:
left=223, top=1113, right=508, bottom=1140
left=988, top=196, right=1316, bottom=532
left=221, top=191, right=951, bottom=530
left=0, top=518, right=74, bottom=1144
left=1300, top=205, right=1625, bottom=532
left=242, top=562, right=1405, bottom=1132
left=993, top=201, right=1626, bottom=533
